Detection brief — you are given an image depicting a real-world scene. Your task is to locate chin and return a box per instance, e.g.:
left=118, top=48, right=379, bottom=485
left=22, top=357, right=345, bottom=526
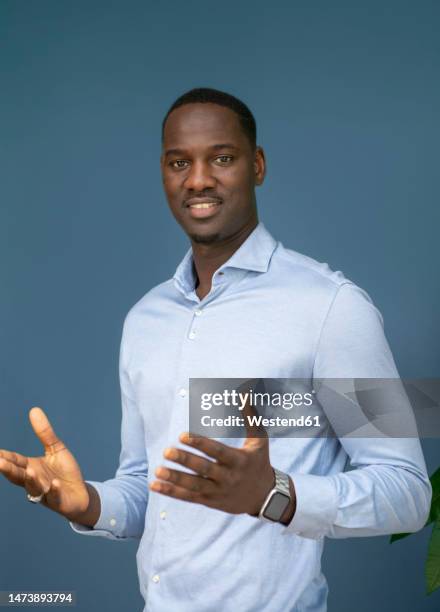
left=189, top=232, right=221, bottom=245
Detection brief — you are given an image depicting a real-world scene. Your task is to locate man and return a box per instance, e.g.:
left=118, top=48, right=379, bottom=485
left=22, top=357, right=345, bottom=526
left=0, top=88, right=432, bottom=611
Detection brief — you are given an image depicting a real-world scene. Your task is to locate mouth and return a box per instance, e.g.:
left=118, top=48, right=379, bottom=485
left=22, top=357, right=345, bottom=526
left=184, top=198, right=223, bottom=220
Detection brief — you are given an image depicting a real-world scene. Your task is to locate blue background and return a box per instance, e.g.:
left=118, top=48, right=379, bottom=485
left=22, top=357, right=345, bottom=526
left=1, top=1, right=439, bottom=610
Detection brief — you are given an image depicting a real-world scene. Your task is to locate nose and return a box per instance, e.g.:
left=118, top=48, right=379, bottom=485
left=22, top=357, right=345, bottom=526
left=183, top=159, right=216, bottom=191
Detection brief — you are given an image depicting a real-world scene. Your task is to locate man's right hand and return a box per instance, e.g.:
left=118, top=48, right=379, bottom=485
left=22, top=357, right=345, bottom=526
left=0, top=407, right=99, bottom=525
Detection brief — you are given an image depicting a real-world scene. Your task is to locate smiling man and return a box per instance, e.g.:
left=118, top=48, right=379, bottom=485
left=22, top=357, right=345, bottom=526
left=0, top=87, right=431, bottom=611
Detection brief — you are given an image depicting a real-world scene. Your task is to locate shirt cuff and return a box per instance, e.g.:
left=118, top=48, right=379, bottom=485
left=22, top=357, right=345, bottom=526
left=281, top=473, right=338, bottom=540
left=69, top=480, right=129, bottom=541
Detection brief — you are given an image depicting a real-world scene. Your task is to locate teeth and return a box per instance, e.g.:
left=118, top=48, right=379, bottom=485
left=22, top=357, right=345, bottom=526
left=190, top=203, right=217, bottom=209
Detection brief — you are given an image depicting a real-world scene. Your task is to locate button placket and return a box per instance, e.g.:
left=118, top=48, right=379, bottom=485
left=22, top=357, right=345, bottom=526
left=188, top=304, right=204, bottom=340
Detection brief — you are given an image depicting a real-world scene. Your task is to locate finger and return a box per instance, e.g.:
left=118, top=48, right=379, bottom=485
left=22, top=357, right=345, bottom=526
left=0, top=449, right=28, bottom=469
left=149, top=479, right=205, bottom=505
left=163, top=446, right=225, bottom=481
left=0, top=456, right=26, bottom=486
left=178, top=432, right=239, bottom=467
left=155, top=466, right=216, bottom=496
left=29, top=407, right=66, bottom=454
left=24, top=467, right=50, bottom=499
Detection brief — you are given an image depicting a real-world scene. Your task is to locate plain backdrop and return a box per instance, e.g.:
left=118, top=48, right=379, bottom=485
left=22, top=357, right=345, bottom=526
left=1, top=1, right=439, bottom=610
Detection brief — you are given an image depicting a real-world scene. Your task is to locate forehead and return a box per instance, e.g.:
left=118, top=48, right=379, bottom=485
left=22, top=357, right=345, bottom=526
left=163, top=103, right=248, bottom=151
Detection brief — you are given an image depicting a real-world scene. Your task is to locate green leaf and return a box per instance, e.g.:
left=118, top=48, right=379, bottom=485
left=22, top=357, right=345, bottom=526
left=427, top=467, right=440, bottom=525
left=390, top=531, right=411, bottom=543
left=426, top=520, right=440, bottom=594
left=390, top=466, right=440, bottom=544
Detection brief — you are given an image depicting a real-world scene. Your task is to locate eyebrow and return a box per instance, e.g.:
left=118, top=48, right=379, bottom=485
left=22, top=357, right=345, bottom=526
left=164, top=143, right=239, bottom=157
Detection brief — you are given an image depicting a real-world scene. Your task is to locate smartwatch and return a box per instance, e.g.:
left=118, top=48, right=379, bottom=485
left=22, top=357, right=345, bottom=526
left=258, top=468, right=291, bottom=523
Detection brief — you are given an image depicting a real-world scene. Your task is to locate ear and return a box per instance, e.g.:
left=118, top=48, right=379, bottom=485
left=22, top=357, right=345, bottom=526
left=254, top=146, right=266, bottom=186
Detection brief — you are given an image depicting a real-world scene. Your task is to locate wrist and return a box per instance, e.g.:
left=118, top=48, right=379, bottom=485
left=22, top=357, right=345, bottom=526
left=247, top=467, right=275, bottom=517
left=66, top=483, right=100, bottom=527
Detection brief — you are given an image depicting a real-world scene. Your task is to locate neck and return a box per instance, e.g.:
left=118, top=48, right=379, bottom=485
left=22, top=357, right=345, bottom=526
left=191, top=218, right=258, bottom=299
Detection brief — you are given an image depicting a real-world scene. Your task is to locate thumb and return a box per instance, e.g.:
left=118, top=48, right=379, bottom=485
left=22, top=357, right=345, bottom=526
left=241, top=390, right=269, bottom=448
left=29, top=407, right=66, bottom=454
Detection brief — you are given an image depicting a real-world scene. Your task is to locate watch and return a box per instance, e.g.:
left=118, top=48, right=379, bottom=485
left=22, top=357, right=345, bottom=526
left=258, top=468, right=291, bottom=523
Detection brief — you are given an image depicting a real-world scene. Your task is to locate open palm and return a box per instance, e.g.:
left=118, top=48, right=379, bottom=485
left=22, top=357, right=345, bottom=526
left=0, top=407, right=89, bottom=520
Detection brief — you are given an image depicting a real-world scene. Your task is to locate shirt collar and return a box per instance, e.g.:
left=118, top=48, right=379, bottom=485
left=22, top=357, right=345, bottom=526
left=173, top=222, right=278, bottom=294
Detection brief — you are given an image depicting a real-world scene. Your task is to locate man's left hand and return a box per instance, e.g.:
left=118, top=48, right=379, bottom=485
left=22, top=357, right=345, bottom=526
left=149, top=404, right=296, bottom=522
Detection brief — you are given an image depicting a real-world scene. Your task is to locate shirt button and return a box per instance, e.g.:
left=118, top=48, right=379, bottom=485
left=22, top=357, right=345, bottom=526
left=109, top=518, right=116, bottom=527
left=194, top=309, right=202, bottom=316
left=179, top=388, right=187, bottom=397
left=152, top=574, right=160, bottom=583
left=188, top=331, right=196, bottom=340
left=160, top=511, right=167, bottom=520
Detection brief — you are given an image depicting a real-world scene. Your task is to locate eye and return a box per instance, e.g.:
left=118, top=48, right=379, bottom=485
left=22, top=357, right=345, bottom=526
left=170, top=160, right=189, bottom=169
left=215, top=155, right=233, bottom=164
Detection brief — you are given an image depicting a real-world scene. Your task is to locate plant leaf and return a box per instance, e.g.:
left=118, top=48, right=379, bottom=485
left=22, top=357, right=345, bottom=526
left=426, top=520, right=440, bottom=594
left=427, top=467, right=440, bottom=525
left=390, top=531, right=411, bottom=543
left=390, top=466, right=440, bottom=544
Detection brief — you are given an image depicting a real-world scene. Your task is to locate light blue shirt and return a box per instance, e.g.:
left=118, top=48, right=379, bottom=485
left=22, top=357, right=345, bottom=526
left=71, top=222, right=431, bottom=612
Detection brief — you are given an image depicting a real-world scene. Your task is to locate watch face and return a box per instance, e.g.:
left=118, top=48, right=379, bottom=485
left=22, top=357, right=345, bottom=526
left=263, top=492, right=290, bottom=522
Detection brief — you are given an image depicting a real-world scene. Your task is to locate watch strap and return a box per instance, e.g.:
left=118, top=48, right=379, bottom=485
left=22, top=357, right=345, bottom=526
left=273, top=468, right=290, bottom=496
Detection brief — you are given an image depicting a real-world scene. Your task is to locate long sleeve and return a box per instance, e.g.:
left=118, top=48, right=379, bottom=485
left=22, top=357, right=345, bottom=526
left=70, top=316, right=149, bottom=540
left=282, top=281, right=432, bottom=540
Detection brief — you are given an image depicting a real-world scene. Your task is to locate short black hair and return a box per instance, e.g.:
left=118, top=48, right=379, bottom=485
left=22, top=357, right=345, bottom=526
left=161, top=87, right=257, bottom=150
